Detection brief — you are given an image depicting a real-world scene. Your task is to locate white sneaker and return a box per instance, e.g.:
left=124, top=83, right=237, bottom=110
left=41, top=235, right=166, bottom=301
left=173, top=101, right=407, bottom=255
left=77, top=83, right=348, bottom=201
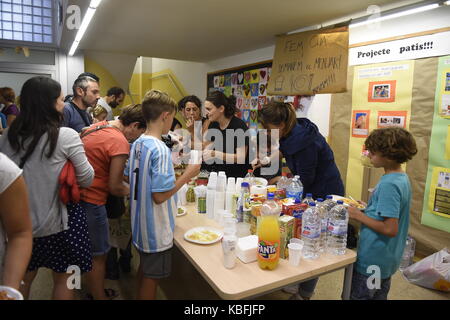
left=282, top=285, right=299, bottom=294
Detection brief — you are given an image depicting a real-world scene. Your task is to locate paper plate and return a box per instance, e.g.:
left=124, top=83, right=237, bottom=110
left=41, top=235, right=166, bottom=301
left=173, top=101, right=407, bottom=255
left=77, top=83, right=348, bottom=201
left=184, top=227, right=223, bottom=245
left=176, top=206, right=187, bottom=217
left=0, top=286, right=23, bottom=300
left=331, top=195, right=366, bottom=210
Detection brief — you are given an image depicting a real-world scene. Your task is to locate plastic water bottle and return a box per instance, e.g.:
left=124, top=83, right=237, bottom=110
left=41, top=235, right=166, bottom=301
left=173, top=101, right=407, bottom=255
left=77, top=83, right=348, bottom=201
left=323, top=195, right=337, bottom=212
left=316, top=198, right=328, bottom=253
left=326, top=200, right=348, bottom=255
left=222, top=227, right=237, bottom=269
left=286, top=175, right=303, bottom=201
left=399, top=235, right=416, bottom=271
left=276, top=171, right=289, bottom=191
left=302, top=193, right=314, bottom=205
left=244, top=169, right=255, bottom=186
left=237, top=182, right=250, bottom=223
left=301, top=202, right=321, bottom=259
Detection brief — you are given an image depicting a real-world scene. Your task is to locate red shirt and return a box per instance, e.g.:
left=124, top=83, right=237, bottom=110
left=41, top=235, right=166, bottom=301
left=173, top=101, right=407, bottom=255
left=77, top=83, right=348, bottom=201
left=80, top=121, right=129, bottom=205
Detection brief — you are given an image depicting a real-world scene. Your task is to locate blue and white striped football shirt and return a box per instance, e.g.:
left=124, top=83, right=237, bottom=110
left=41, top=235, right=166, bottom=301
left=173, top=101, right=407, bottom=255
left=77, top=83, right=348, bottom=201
left=125, top=135, right=177, bottom=253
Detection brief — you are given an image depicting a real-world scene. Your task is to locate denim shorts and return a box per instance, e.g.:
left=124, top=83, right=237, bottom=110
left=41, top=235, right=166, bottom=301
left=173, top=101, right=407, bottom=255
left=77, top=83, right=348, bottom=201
left=138, top=248, right=172, bottom=279
left=81, top=201, right=111, bottom=256
left=350, top=270, right=392, bottom=300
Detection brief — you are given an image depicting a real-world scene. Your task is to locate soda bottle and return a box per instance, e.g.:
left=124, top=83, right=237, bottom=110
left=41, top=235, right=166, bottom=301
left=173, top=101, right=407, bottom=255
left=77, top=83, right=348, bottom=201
left=316, top=198, right=328, bottom=253
left=286, top=175, right=303, bottom=201
left=326, top=200, right=348, bottom=255
left=302, top=193, right=314, bottom=205
left=301, top=202, right=321, bottom=259
left=257, top=193, right=281, bottom=270
left=244, top=169, right=255, bottom=186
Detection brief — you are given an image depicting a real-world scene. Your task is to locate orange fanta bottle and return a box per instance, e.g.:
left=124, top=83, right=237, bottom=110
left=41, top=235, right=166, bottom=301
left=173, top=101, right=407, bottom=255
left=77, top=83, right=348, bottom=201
left=257, top=193, right=281, bottom=270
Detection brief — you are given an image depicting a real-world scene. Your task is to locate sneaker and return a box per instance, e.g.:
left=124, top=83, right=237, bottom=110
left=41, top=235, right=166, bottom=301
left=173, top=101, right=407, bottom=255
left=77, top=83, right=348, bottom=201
left=289, top=293, right=304, bottom=300
left=282, top=285, right=299, bottom=294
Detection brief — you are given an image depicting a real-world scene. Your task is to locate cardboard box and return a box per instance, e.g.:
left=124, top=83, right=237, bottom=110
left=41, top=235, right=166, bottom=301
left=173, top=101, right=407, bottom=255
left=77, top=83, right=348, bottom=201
left=278, top=215, right=294, bottom=259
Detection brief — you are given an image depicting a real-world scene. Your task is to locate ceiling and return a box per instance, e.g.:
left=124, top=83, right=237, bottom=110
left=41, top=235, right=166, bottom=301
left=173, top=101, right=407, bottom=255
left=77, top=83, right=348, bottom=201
left=64, top=0, right=419, bottom=62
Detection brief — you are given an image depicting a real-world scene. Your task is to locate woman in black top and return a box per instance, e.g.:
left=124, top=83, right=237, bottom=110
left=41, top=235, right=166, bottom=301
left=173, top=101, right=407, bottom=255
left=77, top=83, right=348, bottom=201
left=203, top=91, right=250, bottom=178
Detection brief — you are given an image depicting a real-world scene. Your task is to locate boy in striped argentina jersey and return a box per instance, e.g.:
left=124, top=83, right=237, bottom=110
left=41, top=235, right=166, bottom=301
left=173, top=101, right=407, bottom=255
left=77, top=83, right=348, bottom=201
left=125, top=90, right=200, bottom=300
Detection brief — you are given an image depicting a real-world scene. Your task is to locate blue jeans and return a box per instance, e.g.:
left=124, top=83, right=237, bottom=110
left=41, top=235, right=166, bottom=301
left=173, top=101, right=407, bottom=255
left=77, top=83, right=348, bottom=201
left=81, top=201, right=111, bottom=256
left=350, top=270, right=391, bottom=300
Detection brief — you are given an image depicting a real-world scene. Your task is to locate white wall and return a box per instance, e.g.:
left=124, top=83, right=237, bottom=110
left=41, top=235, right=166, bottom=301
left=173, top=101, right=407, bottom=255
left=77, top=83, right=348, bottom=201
left=57, top=50, right=84, bottom=96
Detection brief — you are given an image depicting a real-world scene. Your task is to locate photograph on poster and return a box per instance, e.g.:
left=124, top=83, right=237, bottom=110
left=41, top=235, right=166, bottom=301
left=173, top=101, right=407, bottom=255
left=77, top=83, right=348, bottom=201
left=368, top=80, right=396, bottom=102
left=377, top=111, right=407, bottom=128
left=352, top=110, right=370, bottom=137
left=437, top=171, right=450, bottom=189
left=446, top=72, right=450, bottom=91
left=441, top=94, right=450, bottom=117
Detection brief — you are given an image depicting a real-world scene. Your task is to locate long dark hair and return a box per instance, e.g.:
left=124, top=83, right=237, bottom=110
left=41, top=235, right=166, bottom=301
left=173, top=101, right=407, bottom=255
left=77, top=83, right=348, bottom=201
left=206, top=91, right=236, bottom=118
left=7, top=76, right=63, bottom=168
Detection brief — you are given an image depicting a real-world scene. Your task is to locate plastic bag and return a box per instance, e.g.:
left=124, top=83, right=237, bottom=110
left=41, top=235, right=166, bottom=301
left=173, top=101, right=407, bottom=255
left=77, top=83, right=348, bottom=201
left=402, top=248, right=450, bottom=292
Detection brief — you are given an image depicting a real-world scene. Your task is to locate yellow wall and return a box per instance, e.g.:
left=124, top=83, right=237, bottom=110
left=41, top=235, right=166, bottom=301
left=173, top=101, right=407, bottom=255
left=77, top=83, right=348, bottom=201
left=84, top=57, right=123, bottom=117
left=85, top=58, right=190, bottom=125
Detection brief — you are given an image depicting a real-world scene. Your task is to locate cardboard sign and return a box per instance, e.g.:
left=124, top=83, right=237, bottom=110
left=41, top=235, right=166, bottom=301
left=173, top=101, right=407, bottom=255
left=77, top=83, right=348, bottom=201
left=267, top=27, right=349, bottom=95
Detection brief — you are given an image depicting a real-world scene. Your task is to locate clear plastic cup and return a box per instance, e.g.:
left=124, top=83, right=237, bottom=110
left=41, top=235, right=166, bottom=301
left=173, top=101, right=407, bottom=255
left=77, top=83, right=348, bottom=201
left=290, top=238, right=304, bottom=246
left=288, top=243, right=303, bottom=267
left=236, top=222, right=251, bottom=238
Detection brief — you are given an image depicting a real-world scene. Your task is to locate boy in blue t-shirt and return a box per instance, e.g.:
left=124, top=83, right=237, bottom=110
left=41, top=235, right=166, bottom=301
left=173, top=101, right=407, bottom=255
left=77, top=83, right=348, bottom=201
left=347, top=127, right=417, bottom=300
left=125, top=90, right=200, bottom=300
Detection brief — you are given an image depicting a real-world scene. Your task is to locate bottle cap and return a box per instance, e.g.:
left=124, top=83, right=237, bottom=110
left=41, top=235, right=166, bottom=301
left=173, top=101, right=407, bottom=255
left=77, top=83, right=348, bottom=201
left=317, top=198, right=323, bottom=202
left=241, top=182, right=250, bottom=188
left=306, top=193, right=312, bottom=197
left=337, top=200, right=344, bottom=205
left=267, top=192, right=275, bottom=200
left=326, top=195, right=333, bottom=199
left=294, top=198, right=301, bottom=204
left=248, top=169, right=253, bottom=173
left=309, top=202, right=316, bottom=206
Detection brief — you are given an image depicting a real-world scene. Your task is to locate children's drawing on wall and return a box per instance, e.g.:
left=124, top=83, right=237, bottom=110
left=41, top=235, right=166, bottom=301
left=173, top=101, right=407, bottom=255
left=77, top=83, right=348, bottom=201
left=377, top=111, right=407, bottom=128
left=368, top=80, right=396, bottom=102
left=352, top=110, right=370, bottom=137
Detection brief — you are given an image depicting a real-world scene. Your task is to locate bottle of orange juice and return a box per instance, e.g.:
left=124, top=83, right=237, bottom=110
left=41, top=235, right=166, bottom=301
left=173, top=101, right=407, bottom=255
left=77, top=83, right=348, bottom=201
left=257, top=193, right=281, bottom=270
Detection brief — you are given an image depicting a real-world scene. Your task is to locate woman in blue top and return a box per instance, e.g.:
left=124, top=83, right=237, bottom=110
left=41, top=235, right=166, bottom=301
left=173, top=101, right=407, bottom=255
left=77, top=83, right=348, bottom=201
left=259, top=101, right=345, bottom=300
left=259, top=101, right=344, bottom=199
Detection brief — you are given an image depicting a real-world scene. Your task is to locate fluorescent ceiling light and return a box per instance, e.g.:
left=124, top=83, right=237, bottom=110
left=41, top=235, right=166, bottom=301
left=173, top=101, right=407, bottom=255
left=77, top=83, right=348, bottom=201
left=350, top=3, right=440, bottom=28
left=444, top=0, right=450, bottom=5
left=68, top=0, right=103, bottom=56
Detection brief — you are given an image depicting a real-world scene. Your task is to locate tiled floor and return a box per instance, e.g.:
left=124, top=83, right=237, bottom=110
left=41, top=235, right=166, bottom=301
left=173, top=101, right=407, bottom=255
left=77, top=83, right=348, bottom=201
left=28, top=246, right=449, bottom=300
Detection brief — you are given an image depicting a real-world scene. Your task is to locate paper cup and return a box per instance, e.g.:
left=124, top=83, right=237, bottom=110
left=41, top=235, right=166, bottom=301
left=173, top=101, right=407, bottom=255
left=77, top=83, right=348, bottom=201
left=288, top=243, right=303, bottom=267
